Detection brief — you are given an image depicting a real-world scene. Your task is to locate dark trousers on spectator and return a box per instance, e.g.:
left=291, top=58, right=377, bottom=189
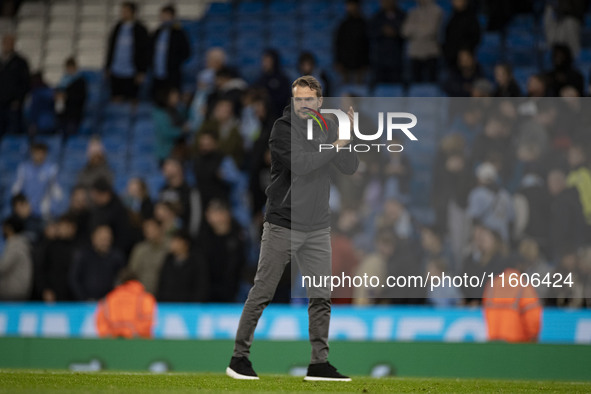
left=411, top=58, right=439, bottom=83
left=0, top=105, right=23, bottom=135
left=233, top=222, right=332, bottom=364
left=110, top=75, right=139, bottom=101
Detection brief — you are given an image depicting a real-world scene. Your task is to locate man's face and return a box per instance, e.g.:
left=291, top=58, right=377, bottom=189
left=92, top=226, right=112, bottom=254
left=169, top=237, right=187, bottom=255
left=206, top=206, right=230, bottom=228
left=261, top=54, right=274, bottom=73
left=31, top=149, right=47, bottom=165
left=14, top=201, right=31, bottom=218
left=143, top=220, right=161, bottom=242
left=2, top=35, right=15, bottom=55
left=90, top=190, right=110, bottom=207
left=121, top=5, right=134, bottom=21
left=213, top=100, right=233, bottom=122
left=71, top=189, right=88, bottom=211
left=458, top=50, right=474, bottom=69
left=160, top=10, right=173, bottom=23
left=299, top=60, right=314, bottom=75
left=293, top=85, right=322, bottom=120
left=58, top=221, right=76, bottom=239
left=162, top=160, right=181, bottom=181
left=198, top=134, right=217, bottom=153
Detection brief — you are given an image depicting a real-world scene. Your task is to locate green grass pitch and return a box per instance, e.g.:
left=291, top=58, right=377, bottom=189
left=1, top=370, right=590, bottom=393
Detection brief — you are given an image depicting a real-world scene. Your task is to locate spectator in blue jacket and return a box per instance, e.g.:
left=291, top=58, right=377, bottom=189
left=150, top=4, right=190, bottom=99
left=11, top=142, right=62, bottom=219
left=368, top=0, right=406, bottom=84
left=26, top=72, right=56, bottom=135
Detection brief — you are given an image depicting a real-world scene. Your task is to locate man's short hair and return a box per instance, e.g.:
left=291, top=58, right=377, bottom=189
left=10, top=193, right=28, bottom=208
left=292, top=75, right=323, bottom=97
left=171, top=229, right=191, bottom=245
left=122, top=1, right=137, bottom=14
left=207, top=198, right=230, bottom=212
left=58, top=213, right=78, bottom=225
left=117, top=267, right=139, bottom=284
left=298, top=51, right=316, bottom=66
left=30, top=142, right=48, bottom=152
left=143, top=216, right=162, bottom=227
left=90, top=177, right=112, bottom=193
left=161, top=4, right=176, bottom=16
left=65, top=56, right=77, bottom=68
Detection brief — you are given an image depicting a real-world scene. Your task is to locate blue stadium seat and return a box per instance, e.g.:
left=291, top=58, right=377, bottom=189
left=130, top=142, right=155, bottom=156
left=109, top=156, right=128, bottom=174
left=32, top=135, right=62, bottom=162
left=104, top=102, right=133, bottom=118
left=130, top=157, right=159, bottom=175
left=274, top=46, right=300, bottom=69
left=78, top=118, right=97, bottom=135
left=436, top=0, right=453, bottom=15
left=236, top=18, right=264, bottom=34
left=237, top=1, right=265, bottom=16
left=579, top=48, right=591, bottom=63
left=203, top=33, right=233, bottom=51
left=507, top=49, right=536, bottom=67
left=408, top=84, right=443, bottom=97
left=337, top=84, right=370, bottom=97
left=269, top=0, right=298, bottom=16
left=374, top=84, right=404, bottom=97
left=477, top=14, right=488, bottom=29
left=482, top=32, right=502, bottom=50
left=506, top=30, right=536, bottom=50
left=102, top=118, right=131, bottom=135
left=509, top=15, right=535, bottom=31
left=145, top=174, right=164, bottom=200
left=0, top=160, right=17, bottom=189
left=0, top=134, right=28, bottom=155
left=206, top=2, right=233, bottom=17
left=79, top=70, right=103, bottom=85
left=363, top=0, right=380, bottom=17
left=102, top=134, right=127, bottom=150
left=399, top=0, right=415, bottom=12
left=299, top=0, right=331, bottom=16
left=478, top=48, right=502, bottom=66
left=114, top=175, right=129, bottom=195
left=65, top=135, right=90, bottom=150
left=203, top=17, right=231, bottom=34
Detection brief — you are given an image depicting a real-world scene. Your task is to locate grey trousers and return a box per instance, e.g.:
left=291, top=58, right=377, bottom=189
left=233, top=222, right=332, bottom=364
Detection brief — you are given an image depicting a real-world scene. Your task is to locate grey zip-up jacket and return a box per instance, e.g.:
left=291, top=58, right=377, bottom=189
left=0, top=235, right=32, bottom=301
left=264, top=104, right=359, bottom=231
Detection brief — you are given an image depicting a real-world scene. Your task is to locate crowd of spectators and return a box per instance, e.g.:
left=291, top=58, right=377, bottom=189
left=1, top=0, right=591, bottom=307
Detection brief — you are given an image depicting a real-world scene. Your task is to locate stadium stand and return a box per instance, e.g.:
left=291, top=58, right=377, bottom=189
left=0, top=0, right=591, bottom=308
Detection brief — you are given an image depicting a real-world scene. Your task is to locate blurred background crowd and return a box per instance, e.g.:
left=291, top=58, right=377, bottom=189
left=0, top=0, right=591, bottom=307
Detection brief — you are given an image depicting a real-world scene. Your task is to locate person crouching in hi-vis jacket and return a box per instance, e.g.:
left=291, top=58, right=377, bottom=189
left=96, top=268, right=156, bottom=339
left=483, top=265, right=542, bottom=343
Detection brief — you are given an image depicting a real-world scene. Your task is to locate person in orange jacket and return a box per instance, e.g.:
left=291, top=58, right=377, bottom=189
left=482, top=266, right=542, bottom=343
left=96, top=268, right=156, bottom=338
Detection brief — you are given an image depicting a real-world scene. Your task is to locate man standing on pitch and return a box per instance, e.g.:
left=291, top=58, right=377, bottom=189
left=227, top=76, right=358, bottom=381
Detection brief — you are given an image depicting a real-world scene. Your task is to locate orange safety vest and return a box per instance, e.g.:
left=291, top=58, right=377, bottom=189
left=96, top=280, right=156, bottom=339
left=482, top=268, right=542, bottom=343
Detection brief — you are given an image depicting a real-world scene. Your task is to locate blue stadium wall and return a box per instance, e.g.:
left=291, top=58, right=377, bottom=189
left=1, top=304, right=591, bottom=380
